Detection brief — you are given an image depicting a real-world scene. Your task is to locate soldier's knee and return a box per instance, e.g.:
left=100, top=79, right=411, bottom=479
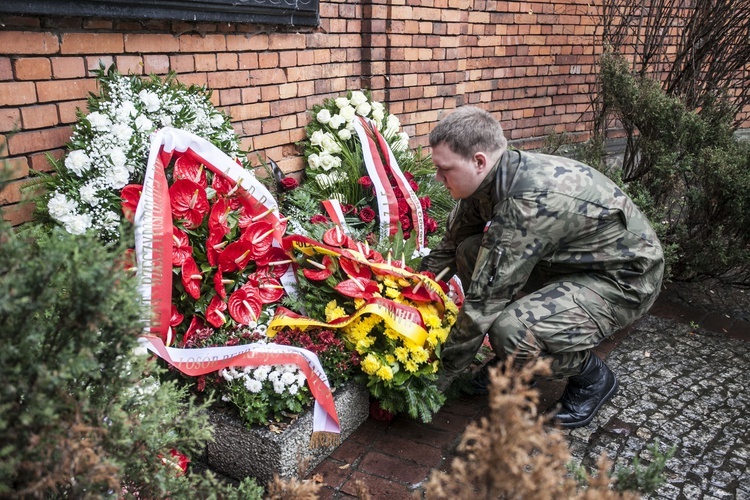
left=488, top=310, right=536, bottom=358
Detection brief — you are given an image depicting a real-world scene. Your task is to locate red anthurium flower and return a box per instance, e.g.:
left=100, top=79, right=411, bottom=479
left=120, top=184, right=143, bottom=223
left=206, top=231, right=227, bottom=267
left=219, top=240, right=253, bottom=273
left=240, top=220, right=275, bottom=259
left=335, top=277, right=380, bottom=300
left=174, top=155, right=208, bottom=188
left=302, top=255, right=334, bottom=281
left=245, top=277, right=285, bottom=304
left=172, top=227, right=192, bottom=266
left=339, top=256, right=371, bottom=280
left=170, top=305, right=184, bottom=327
left=169, top=449, right=190, bottom=475
left=322, top=226, right=351, bottom=248
left=228, top=287, right=262, bottom=325
left=169, top=179, right=209, bottom=229
left=401, top=282, right=441, bottom=303
left=255, top=246, right=293, bottom=275
left=212, top=171, right=234, bottom=196
left=182, top=316, right=204, bottom=347
left=213, top=269, right=233, bottom=299
left=206, top=295, right=228, bottom=328
left=208, top=197, right=232, bottom=235
left=181, top=256, right=202, bottom=299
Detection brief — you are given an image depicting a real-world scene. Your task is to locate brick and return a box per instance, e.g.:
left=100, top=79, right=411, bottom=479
left=0, top=178, right=33, bottom=204
left=61, top=33, right=124, bottom=55
left=50, top=57, right=86, bottom=79
left=86, top=56, right=115, bottom=73
left=21, top=104, right=59, bottom=129
left=6, top=126, right=71, bottom=155
left=36, top=79, right=97, bottom=103
left=207, top=70, right=251, bottom=89
left=0, top=58, right=12, bottom=81
left=258, top=52, right=279, bottom=69
left=217, top=53, right=238, bottom=70
left=251, top=130, right=291, bottom=151
left=0, top=156, right=30, bottom=180
left=125, top=34, right=180, bottom=53
left=249, top=68, right=286, bottom=86
left=0, top=31, right=59, bottom=55
left=115, top=55, right=144, bottom=75
left=14, top=58, right=52, bottom=80
left=1, top=202, right=35, bottom=226
left=227, top=33, right=269, bottom=52
left=0, top=109, right=22, bottom=133
left=169, top=54, right=195, bottom=73
left=0, top=82, right=37, bottom=106
left=143, top=55, right=170, bottom=75
left=58, top=100, right=87, bottom=124
left=178, top=34, right=226, bottom=53
left=29, top=149, right=64, bottom=173
left=268, top=33, right=306, bottom=51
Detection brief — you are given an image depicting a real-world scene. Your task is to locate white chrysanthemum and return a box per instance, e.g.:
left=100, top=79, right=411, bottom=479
left=254, top=365, right=271, bottom=382
left=355, top=102, right=372, bottom=117
left=63, top=212, right=92, bottom=235
left=349, top=90, right=368, bottom=106
left=135, top=114, right=153, bottom=132
left=288, top=384, right=299, bottom=395
left=209, top=113, right=225, bottom=128
left=329, top=114, right=345, bottom=129
left=272, top=381, right=286, bottom=394
left=79, top=183, right=99, bottom=205
left=138, top=89, right=161, bottom=113
left=64, top=150, right=92, bottom=176
left=280, top=371, right=297, bottom=385
left=86, top=111, right=111, bottom=131
left=268, top=370, right=281, bottom=382
left=316, top=108, right=332, bottom=124
left=339, top=105, right=356, bottom=122
left=334, top=97, right=349, bottom=109
left=320, top=133, right=342, bottom=154
left=244, top=378, right=263, bottom=394
left=160, top=115, right=173, bottom=127
left=337, top=128, right=352, bottom=141
left=318, top=153, right=342, bottom=172
left=48, top=192, right=78, bottom=220
left=296, top=373, right=306, bottom=385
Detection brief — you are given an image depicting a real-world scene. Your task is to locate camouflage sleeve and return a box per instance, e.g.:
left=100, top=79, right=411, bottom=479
left=419, top=199, right=485, bottom=276
left=440, top=200, right=552, bottom=376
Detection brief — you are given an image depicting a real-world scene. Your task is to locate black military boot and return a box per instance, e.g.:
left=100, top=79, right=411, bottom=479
left=553, top=353, right=618, bottom=428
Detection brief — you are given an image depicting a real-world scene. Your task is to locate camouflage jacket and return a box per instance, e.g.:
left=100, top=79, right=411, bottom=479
left=421, top=149, right=665, bottom=375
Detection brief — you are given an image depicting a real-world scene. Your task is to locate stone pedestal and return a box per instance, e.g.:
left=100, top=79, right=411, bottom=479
left=204, top=382, right=369, bottom=485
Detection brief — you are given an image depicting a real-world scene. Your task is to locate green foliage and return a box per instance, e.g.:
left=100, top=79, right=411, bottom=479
left=0, top=171, right=261, bottom=497
left=614, top=440, right=676, bottom=495
left=591, top=51, right=750, bottom=284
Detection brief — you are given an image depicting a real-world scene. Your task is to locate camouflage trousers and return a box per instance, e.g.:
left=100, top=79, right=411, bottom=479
left=456, top=235, right=661, bottom=378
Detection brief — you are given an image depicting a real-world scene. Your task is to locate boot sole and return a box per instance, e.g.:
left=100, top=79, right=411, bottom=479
left=558, top=375, right=619, bottom=429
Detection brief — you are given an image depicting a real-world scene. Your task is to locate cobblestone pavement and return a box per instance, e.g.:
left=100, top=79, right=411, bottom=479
left=308, top=281, right=750, bottom=499
left=565, top=314, right=750, bottom=499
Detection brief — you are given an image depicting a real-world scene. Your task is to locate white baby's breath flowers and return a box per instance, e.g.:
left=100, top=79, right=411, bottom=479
left=46, top=68, right=242, bottom=241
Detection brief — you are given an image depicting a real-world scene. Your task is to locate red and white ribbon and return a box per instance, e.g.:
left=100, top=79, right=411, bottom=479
left=321, top=198, right=351, bottom=234
left=353, top=117, right=425, bottom=248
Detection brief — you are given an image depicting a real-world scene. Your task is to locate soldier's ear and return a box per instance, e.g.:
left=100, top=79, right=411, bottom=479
left=474, top=151, right=491, bottom=172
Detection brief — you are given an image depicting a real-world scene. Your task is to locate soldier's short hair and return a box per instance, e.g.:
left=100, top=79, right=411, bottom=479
left=429, top=106, right=507, bottom=160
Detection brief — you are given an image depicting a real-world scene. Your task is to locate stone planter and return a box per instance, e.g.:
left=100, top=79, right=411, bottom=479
left=203, top=382, right=369, bottom=484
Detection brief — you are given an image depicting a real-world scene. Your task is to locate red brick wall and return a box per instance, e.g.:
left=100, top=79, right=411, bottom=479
left=0, top=0, right=669, bottom=225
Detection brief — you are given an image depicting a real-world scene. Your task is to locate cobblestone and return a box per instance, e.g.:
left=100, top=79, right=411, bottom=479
left=565, top=315, right=750, bottom=499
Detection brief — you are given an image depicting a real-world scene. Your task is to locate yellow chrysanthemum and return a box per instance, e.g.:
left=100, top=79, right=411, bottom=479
left=382, top=276, right=398, bottom=289
left=397, top=278, right=411, bottom=288
left=404, top=360, right=418, bottom=373
left=427, top=332, right=439, bottom=348
left=422, top=311, right=442, bottom=330
left=431, top=360, right=440, bottom=373
left=410, top=346, right=429, bottom=364
left=355, top=336, right=375, bottom=354
left=394, top=346, right=409, bottom=363
left=383, top=327, right=399, bottom=340
left=361, top=353, right=380, bottom=375
left=384, top=287, right=400, bottom=299
left=376, top=365, right=394, bottom=381
left=354, top=298, right=366, bottom=309
left=385, top=354, right=396, bottom=364
left=325, top=300, right=347, bottom=322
